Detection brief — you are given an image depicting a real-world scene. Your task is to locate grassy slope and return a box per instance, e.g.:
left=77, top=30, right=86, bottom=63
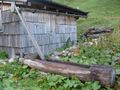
left=54, top=0, right=120, bottom=34
left=1, top=1, right=120, bottom=90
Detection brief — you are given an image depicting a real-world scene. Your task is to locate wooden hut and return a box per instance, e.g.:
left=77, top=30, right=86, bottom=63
left=0, top=0, right=87, bottom=58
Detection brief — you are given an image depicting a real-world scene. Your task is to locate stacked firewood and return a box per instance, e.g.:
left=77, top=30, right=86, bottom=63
left=83, top=27, right=113, bottom=38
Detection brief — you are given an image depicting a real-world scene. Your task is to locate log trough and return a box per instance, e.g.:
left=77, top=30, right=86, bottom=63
left=19, top=58, right=116, bottom=87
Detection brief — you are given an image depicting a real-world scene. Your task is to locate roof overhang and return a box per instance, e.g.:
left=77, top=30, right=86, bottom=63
left=0, top=0, right=27, bottom=2
left=0, top=0, right=88, bottom=18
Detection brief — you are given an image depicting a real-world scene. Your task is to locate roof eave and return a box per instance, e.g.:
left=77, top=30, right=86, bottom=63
left=27, top=0, right=88, bottom=17
left=0, top=0, right=88, bottom=17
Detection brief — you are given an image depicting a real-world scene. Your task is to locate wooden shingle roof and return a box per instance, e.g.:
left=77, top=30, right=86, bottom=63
left=0, top=0, right=88, bottom=17
left=26, top=0, right=88, bottom=17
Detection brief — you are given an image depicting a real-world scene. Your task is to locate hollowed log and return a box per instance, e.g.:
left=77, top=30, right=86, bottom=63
left=19, top=59, right=115, bottom=87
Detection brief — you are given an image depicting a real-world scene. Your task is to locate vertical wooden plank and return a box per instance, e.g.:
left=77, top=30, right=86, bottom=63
left=1, top=9, right=77, bottom=55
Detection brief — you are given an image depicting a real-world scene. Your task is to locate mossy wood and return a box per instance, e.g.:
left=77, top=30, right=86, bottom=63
left=20, top=59, right=115, bottom=87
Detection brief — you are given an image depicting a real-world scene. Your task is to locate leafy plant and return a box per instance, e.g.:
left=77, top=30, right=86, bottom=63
left=0, top=51, right=8, bottom=59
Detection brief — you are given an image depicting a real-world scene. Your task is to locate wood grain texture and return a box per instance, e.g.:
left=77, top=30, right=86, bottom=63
left=0, top=9, right=77, bottom=56
left=20, top=59, right=115, bottom=87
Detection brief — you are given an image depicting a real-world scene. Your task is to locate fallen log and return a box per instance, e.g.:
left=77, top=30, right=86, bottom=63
left=19, top=58, right=115, bottom=87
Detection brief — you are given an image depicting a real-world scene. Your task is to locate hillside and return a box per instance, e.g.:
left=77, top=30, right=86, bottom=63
left=0, top=1, right=120, bottom=90
left=54, top=0, right=120, bottom=34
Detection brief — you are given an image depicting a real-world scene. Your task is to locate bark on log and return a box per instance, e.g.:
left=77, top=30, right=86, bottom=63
left=19, top=58, right=115, bottom=87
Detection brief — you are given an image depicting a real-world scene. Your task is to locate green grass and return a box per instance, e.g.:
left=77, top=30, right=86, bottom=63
left=0, top=61, right=101, bottom=90
left=54, top=0, right=120, bottom=34
left=0, top=61, right=119, bottom=90
left=0, top=51, right=8, bottom=59
left=1, top=1, right=120, bottom=90
left=54, top=0, right=120, bottom=17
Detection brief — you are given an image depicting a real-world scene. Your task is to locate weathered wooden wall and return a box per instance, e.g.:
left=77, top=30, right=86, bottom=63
left=0, top=9, right=77, bottom=57
left=0, top=4, right=11, bottom=30
left=21, top=11, right=77, bottom=54
left=0, top=10, right=21, bottom=57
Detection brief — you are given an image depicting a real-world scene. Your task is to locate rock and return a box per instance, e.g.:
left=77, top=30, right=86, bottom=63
left=53, top=51, right=63, bottom=56
left=92, top=38, right=98, bottom=45
left=0, top=60, right=6, bottom=65
left=50, top=45, right=80, bottom=58
left=68, top=53, right=72, bottom=57
left=8, top=58, right=15, bottom=63
left=62, top=51, right=70, bottom=57
left=8, top=55, right=20, bottom=63
left=49, top=55, right=60, bottom=60
left=83, top=42, right=93, bottom=47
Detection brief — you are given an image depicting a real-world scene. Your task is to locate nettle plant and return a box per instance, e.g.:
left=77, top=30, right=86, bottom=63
left=0, top=51, right=8, bottom=59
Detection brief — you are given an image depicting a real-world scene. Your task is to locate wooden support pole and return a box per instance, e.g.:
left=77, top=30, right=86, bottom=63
left=13, top=3, right=45, bottom=60
left=19, top=58, right=116, bottom=87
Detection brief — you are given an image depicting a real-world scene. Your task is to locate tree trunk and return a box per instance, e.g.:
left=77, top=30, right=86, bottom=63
left=19, top=59, right=115, bottom=87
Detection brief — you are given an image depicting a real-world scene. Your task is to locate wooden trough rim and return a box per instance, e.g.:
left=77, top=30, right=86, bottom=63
left=19, top=58, right=116, bottom=87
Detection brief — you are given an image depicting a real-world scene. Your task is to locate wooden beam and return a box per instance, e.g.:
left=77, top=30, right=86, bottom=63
left=19, top=58, right=116, bottom=87
left=20, top=7, right=86, bottom=18
left=14, top=3, right=45, bottom=59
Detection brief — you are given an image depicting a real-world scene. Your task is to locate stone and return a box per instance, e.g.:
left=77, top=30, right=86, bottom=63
left=50, top=45, right=80, bottom=58
left=49, top=55, right=60, bottom=60
left=8, top=58, right=15, bottom=63
left=0, top=60, right=6, bottom=65
left=83, top=42, right=93, bottom=47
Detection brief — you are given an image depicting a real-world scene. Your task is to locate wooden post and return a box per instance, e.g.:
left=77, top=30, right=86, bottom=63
left=19, top=58, right=116, bottom=87
left=13, top=3, right=45, bottom=60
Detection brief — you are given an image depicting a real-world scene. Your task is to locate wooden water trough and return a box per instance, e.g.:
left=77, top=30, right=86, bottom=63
left=19, top=58, right=116, bottom=87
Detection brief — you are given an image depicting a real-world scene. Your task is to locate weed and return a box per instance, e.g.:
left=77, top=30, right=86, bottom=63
left=0, top=51, right=8, bottom=59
